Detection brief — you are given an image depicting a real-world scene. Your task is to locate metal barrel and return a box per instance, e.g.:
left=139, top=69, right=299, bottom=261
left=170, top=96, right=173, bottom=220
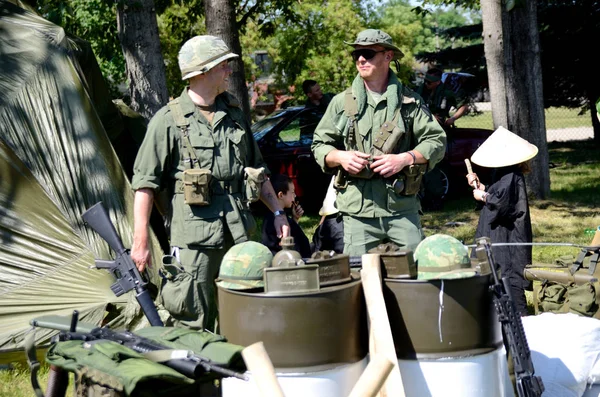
left=524, top=268, right=598, bottom=285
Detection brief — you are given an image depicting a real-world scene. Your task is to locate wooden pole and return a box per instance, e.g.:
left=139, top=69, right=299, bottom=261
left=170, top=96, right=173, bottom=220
left=241, top=341, right=285, bottom=397
left=347, top=354, right=395, bottom=397
left=361, top=253, right=406, bottom=397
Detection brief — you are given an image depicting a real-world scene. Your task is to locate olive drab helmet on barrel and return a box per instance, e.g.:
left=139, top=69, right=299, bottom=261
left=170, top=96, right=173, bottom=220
left=217, top=241, right=273, bottom=290
left=414, top=234, right=477, bottom=280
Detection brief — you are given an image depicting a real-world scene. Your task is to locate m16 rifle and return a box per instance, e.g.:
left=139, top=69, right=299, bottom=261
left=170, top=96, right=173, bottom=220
left=475, top=237, right=544, bottom=397
left=82, top=202, right=163, bottom=326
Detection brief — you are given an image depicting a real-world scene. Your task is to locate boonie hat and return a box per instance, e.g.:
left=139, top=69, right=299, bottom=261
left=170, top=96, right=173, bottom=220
left=217, top=241, right=272, bottom=290
left=345, top=29, right=404, bottom=60
left=319, top=177, right=339, bottom=216
left=178, top=35, right=239, bottom=80
left=414, top=234, right=476, bottom=280
left=471, top=126, right=538, bottom=168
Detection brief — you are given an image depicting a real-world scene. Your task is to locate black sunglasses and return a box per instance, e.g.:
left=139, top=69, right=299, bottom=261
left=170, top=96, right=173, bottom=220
left=351, top=49, right=387, bottom=61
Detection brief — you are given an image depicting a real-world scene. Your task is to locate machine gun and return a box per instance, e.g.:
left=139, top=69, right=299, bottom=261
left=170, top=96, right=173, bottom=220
left=82, top=202, right=163, bottom=326
left=31, top=311, right=248, bottom=381
left=475, top=237, right=544, bottom=397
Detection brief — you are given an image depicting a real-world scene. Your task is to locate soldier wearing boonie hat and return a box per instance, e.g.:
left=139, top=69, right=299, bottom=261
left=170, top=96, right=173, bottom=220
left=466, top=126, right=537, bottom=316
left=311, top=29, right=446, bottom=255
left=130, top=35, right=289, bottom=331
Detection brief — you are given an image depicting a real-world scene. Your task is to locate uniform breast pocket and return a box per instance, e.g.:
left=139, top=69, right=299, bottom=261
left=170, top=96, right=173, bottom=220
left=228, top=128, right=247, bottom=164
left=188, top=135, right=215, bottom=169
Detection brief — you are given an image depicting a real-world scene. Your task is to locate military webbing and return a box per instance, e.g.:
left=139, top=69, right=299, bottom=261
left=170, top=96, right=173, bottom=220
left=168, top=99, right=199, bottom=170
left=342, top=87, right=409, bottom=155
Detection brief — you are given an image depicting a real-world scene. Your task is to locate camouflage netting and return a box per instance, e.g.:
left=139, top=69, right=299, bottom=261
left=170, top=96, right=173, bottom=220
left=0, top=2, right=163, bottom=364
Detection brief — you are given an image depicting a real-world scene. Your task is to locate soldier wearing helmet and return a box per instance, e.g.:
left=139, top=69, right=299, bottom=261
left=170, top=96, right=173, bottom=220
left=312, top=29, right=447, bottom=255
left=217, top=241, right=273, bottom=290
left=131, top=35, right=289, bottom=331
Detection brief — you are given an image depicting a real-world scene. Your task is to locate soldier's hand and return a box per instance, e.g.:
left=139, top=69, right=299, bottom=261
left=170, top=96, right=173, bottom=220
left=371, top=153, right=411, bottom=178
left=338, top=151, right=370, bottom=175
left=274, top=214, right=290, bottom=239
left=131, top=238, right=151, bottom=272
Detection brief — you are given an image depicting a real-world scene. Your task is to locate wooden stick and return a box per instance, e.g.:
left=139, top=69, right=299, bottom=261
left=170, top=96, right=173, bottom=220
left=347, top=354, right=395, bottom=397
left=464, top=159, right=478, bottom=189
left=361, top=253, right=406, bottom=397
left=241, top=341, right=285, bottom=397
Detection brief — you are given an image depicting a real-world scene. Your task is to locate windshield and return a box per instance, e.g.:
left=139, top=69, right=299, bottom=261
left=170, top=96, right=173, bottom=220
left=252, top=110, right=292, bottom=140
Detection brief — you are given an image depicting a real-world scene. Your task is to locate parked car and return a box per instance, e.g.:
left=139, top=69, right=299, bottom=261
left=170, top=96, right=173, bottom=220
left=251, top=106, right=492, bottom=213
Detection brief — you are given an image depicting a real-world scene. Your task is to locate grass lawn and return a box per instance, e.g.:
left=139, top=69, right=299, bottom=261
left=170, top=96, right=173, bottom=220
left=456, top=106, right=592, bottom=130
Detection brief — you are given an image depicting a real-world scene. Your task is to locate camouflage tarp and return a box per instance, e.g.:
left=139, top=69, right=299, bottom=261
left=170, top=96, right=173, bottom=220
left=0, top=1, right=163, bottom=363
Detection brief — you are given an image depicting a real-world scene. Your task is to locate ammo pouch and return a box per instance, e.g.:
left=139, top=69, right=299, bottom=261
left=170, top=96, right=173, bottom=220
left=244, top=166, right=266, bottom=203
left=390, top=164, right=427, bottom=196
left=183, top=168, right=212, bottom=206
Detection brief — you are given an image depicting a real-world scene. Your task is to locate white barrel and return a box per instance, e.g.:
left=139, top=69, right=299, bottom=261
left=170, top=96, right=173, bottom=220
left=222, top=357, right=368, bottom=397
left=398, top=346, right=514, bottom=397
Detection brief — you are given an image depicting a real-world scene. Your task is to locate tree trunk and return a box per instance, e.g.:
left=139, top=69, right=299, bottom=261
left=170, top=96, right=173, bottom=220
left=504, top=0, right=550, bottom=199
left=481, top=0, right=550, bottom=199
left=205, top=0, right=251, bottom=123
left=481, top=0, right=507, bottom=129
left=116, top=0, right=169, bottom=123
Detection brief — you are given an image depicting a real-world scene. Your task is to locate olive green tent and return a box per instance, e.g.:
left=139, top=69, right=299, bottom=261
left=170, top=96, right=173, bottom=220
left=0, top=2, right=163, bottom=363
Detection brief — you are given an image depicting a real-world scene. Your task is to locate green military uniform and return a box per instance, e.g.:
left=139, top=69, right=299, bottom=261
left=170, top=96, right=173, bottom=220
left=312, top=69, right=446, bottom=255
left=132, top=87, right=268, bottom=330
left=416, top=80, right=466, bottom=122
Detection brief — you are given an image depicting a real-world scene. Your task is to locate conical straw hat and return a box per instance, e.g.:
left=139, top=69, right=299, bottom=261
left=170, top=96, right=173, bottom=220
left=471, top=126, right=538, bottom=168
left=319, top=177, right=339, bottom=216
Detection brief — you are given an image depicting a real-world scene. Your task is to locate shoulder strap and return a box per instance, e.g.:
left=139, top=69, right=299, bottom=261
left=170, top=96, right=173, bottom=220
left=343, top=87, right=360, bottom=151
left=168, top=99, right=198, bottom=169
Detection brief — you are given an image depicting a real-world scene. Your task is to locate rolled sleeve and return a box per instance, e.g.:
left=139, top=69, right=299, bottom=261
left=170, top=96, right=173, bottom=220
left=311, top=95, right=345, bottom=173
left=412, top=107, right=447, bottom=169
left=131, top=109, right=173, bottom=191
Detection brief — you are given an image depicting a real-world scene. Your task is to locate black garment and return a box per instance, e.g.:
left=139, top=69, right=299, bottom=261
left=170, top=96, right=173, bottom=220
left=312, top=214, right=344, bottom=254
left=472, top=166, right=533, bottom=315
left=262, top=212, right=312, bottom=258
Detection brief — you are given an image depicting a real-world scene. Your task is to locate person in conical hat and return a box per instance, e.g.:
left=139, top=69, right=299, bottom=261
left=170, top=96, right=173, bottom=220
left=465, top=126, right=537, bottom=316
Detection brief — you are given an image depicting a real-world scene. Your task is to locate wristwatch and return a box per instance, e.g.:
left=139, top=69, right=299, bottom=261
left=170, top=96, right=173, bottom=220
left=273, top=210, right=285, bottom=217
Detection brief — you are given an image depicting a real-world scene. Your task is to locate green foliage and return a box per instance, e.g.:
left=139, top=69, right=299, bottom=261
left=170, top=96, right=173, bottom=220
left=37, top=0, right=125, bottom=98
left=156, top=1, right=205, bottom=97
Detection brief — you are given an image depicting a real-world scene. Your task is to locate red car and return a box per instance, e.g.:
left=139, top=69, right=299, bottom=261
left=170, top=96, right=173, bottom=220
left=252, top=106, right=492, bottom=213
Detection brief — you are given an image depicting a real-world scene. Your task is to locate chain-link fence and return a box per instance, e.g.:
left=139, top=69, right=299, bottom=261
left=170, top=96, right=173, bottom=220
left=458, top=102, right=594, bottom=142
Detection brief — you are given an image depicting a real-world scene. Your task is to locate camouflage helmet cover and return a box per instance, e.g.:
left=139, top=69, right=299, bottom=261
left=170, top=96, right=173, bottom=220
left=178, top=35, right=239, bottom=80
left=217, top=241, right=272, bottom=290
left=414, top=234, right=476, bottom=280
left=344, top=29, right=404, bottom=60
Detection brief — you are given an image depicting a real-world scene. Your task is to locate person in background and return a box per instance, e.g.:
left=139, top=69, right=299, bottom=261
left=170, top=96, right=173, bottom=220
left=130, top=35, right=289, bottom=331
left=312, top=29, right=446, bottom=255
left=416, top=67, right=468, bottom=128
left=466, top=126, right=537, bottom=316
left=312, top=177, right=344, bottom=253
left=262, top=174, right=312, bottom=258
left=302, top=79, right=335, bottom=113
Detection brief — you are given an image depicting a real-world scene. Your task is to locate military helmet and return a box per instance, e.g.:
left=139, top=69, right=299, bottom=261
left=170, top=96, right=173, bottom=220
left=344, top=29, right=404, bottom=60
left=178, top=35, right=239, bottom=80
left=217, top=241, right=272, bottom=290
left=414, top=234, right=476, bottom=280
